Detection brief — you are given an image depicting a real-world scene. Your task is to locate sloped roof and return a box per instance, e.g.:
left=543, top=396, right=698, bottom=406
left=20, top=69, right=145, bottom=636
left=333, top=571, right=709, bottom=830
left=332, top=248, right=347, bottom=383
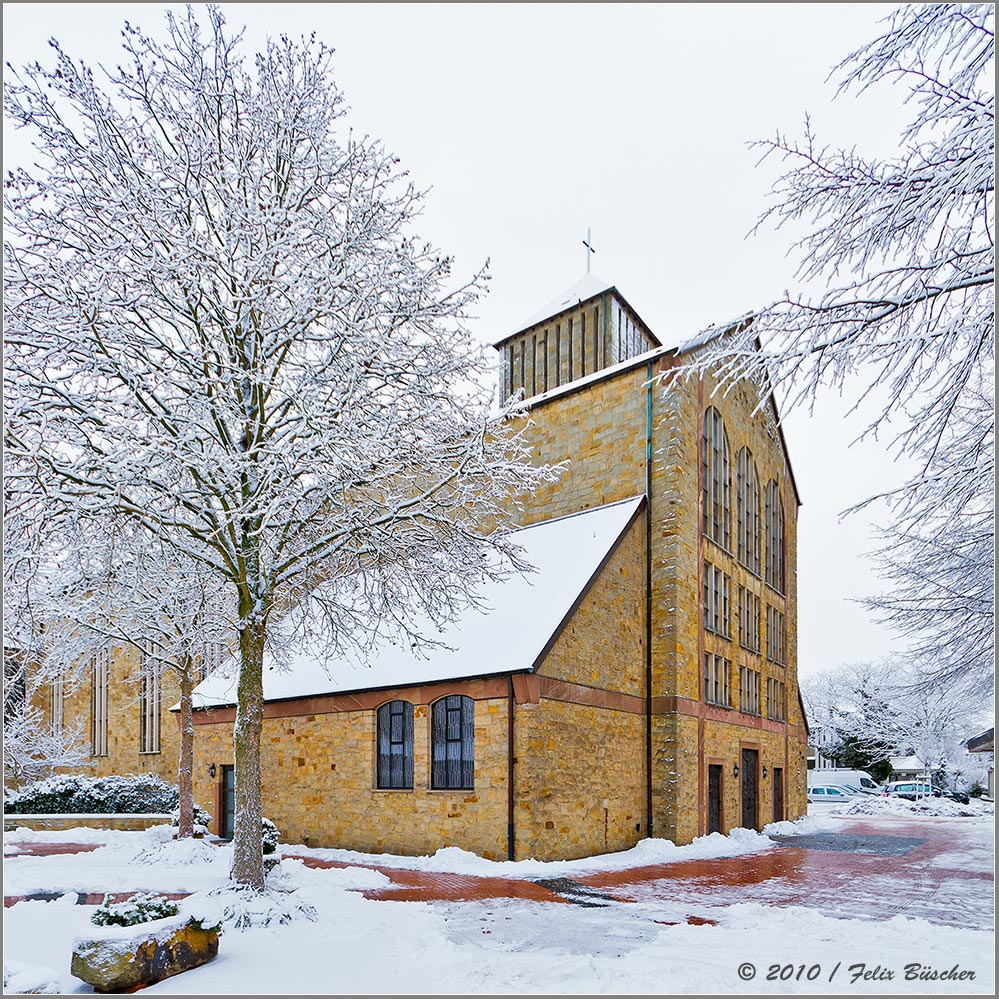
left=496, top=274, right=662, bottom=348
left=191, top=496, right=645, bottom=708
left=518, top=274, right=614, bottom=330
left=967, top=727, right=994, bottom=752
left=889, top=755, right=925, bottom=772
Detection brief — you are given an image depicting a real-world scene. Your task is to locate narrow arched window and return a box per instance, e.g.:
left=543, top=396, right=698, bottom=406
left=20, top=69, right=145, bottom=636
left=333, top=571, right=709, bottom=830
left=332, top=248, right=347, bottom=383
left=737, top=447, right=760, bottom=575
left=376, top=700, right=414, bottom=789
left=431, top=694, right=474, bottom=790
left=702, top=407, right=730, bottom=549
left=765, top=480, right=785, bottom=592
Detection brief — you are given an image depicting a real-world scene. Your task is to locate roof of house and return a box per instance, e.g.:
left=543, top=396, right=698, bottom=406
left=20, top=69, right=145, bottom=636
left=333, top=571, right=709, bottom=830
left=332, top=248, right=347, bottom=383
left=967, top=727, right=994, bottom=753
left=889, top=755, right=925, bottom=771
left=190, top=496, right=645, bottom=709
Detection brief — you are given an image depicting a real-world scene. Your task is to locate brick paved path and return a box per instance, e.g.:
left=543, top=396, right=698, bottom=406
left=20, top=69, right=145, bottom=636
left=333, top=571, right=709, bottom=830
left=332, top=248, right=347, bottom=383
left=5, top=816, right=993, bottom=930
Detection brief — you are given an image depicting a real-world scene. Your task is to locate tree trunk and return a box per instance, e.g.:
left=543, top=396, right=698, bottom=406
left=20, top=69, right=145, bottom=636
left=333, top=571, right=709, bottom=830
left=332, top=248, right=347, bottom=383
left=230, top=609, right=265, bottom=890
left=176, top=662, right=195, bottom=839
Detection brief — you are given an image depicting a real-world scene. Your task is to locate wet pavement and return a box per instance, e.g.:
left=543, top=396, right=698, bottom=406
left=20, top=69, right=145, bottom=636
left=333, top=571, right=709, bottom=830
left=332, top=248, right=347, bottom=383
left=4, top=815, right=993, bottom=931
left=288, top=816, right=993, bottom=931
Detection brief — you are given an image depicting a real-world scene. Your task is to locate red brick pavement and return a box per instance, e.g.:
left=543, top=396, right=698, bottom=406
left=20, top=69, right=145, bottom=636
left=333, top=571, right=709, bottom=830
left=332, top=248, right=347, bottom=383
left=4, top=817, right=993, bottom=930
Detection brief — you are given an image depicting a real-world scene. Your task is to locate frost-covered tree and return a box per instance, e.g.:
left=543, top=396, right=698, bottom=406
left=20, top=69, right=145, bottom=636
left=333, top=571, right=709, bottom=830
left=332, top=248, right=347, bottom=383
left=24, top=524, right=234, bottom=839
left=677, top=4, right=995, bottom=696
left=802, top=662, right=902, bottom=782
left=801, top=659, right=989, bottom=786
left=4, top=7, right=557, bottom=892
left=863, top=384, right=994, bottom=699
left=3, top=650, right=92, bottom=792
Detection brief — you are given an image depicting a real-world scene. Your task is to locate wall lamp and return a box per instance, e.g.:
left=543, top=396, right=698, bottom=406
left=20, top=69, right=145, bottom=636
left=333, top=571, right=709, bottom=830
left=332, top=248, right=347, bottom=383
left=208, top=763, right=217, bottom=779
left=733, top=764, right=740, bottom=777
left=762, top=766, right=769, bottom=779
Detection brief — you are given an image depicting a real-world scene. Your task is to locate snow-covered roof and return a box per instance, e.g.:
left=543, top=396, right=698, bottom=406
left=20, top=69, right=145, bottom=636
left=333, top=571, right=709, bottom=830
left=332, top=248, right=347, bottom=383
left=514, top=273, right=614, bottom=334
left=191, top=496, right=644, bottom=708
left=889, top=756, right=925, bottom=771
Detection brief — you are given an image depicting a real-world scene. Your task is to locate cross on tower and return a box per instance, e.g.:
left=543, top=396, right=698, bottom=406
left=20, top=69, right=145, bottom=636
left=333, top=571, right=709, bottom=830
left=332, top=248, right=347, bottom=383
left=582, top=228, right=596, bottom=274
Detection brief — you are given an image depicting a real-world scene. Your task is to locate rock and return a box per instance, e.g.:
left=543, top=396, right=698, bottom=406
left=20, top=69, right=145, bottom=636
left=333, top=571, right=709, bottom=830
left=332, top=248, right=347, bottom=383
left=71, top=916, right=218, bottom=992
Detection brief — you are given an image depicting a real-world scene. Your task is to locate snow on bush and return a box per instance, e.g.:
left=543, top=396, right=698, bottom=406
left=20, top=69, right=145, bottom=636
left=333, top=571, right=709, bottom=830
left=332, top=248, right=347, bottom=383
left=131, top=838, right=221, bottom=867
left=4, top=774, right=207, bottom=817
left=169, top=804, right=212, bottom=830
left=3, top=959, right=61, bottom=995
left=261, top=817, right=280, bottom=855
left=91, top=892, right=179, bottom=927
left=188, top=884, right=316, bottom=930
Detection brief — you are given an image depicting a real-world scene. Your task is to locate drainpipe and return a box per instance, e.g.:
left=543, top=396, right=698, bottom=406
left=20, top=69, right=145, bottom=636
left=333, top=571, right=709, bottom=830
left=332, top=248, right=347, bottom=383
left=646, top=360, right=654, bottom=838
left=508, top=675, right=516, bottom=861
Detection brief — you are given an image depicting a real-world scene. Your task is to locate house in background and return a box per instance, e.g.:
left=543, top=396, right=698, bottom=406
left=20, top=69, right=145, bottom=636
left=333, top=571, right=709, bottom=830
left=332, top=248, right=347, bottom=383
left=888, top=755, right=926, bottom=781
left=34, top=274, right=809, bottom=860
left=966, top=728, right=994, bottom=798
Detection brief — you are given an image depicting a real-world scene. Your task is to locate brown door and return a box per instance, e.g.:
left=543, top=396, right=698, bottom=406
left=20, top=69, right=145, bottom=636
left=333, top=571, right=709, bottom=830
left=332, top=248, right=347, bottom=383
left=708, top=764, right=722, bottom=833
left=220, top=764, right=235, bottom=840
left=741, top=749, right=759, bottom=829
left=773, top=767, right=784, bottom=823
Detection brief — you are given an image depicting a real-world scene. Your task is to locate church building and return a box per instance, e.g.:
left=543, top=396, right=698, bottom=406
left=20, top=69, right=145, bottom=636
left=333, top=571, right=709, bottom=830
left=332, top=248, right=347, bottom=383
left=33, top=274, right=809, bottom=861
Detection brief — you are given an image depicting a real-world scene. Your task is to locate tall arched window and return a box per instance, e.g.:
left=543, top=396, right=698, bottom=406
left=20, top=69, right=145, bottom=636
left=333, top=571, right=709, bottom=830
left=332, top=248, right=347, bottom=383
left=431, top=694, right=474, bottom=790
left=702, top=407, right=730, bottom=549
left=376, top=700, right=414, bottom=789
left=765, top=480, right=785, bottom=592
left=737, top=447, right=760, bottom=575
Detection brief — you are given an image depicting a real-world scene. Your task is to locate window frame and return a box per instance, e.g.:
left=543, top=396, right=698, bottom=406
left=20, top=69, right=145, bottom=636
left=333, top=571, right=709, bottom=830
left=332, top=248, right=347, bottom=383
left=139, top=644, right=162, bottom=755
left=736, top=447, right=760, bottom=575
left=702, top=407, right=731, bottom=550
left=91, top=648, right=110, bottom=757
left=765, top=480, right=786, bottom=593
left=703, top=653, right=731, bottom=707
left=703, top=562, right=730, bottom=638
left=376, top=699, right=415, bottom=790
left=430, top=694, right=474, bottom=791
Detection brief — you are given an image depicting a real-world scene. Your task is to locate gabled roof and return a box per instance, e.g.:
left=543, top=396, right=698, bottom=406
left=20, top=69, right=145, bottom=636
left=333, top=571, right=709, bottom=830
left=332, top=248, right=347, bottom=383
left=494, top=274, right=661, bottom=348
left=191, top=496, right=645, bottom=709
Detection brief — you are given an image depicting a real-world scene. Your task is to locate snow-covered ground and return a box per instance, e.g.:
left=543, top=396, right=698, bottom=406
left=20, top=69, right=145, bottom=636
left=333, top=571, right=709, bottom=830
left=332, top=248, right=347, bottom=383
left=3, top=810, right=994, bottom=995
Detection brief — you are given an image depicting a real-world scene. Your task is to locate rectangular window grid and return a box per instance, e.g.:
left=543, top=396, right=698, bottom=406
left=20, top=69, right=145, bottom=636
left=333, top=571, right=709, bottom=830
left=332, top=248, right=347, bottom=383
left=139, top=646, right=161, bottom=754
left=767, top=678, right=787, bottom=721
left=704, top=653, right=730, bottom=706
left=91, top=648, right=110, bottom=757
left=703, top=562, right=730, bottom=638
left=767, top=606, right=786, bottom=665
left=739, top=666, right=761, bottom=716
left=738, top=587, right=761, bottom=653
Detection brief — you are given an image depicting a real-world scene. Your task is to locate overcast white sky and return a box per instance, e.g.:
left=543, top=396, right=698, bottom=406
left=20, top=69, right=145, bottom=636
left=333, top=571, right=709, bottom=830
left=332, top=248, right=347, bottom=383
left=3, top=3, right=922, bottom=677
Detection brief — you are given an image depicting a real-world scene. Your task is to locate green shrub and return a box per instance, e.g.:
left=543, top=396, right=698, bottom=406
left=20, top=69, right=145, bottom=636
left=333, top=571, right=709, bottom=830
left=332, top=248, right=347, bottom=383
left=91, top=892, right=179, bottom=927
left=262, top=817, right=280, bottom=855
left=4, top=774, right=206, bottom=817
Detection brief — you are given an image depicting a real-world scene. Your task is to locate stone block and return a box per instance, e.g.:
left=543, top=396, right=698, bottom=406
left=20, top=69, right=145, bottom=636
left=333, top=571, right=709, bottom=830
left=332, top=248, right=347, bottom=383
left=71, top=916, right=218, bottom=992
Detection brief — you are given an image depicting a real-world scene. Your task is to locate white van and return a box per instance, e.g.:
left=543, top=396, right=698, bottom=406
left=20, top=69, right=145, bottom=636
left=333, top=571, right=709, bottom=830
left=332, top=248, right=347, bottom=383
left=807, top=769, right=880, bottom=794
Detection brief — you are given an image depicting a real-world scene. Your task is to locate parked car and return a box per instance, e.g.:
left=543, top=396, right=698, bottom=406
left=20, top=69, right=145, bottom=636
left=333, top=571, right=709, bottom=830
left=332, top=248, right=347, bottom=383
left=880, top=781, right=971, bottom=805
left=807, top=784, right=864, bottom=804
left=807, top=769, right=880, bottom=794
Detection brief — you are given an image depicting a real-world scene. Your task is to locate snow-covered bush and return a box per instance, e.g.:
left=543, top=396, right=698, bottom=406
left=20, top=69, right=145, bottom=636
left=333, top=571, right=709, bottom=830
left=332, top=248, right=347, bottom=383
left=170, top=804, right=212, bottom=830
left=4, top=774, right=207, bottom=817
left=91, top=892, right=179, bottom=928
left=261, top=817, right=280, bottom=855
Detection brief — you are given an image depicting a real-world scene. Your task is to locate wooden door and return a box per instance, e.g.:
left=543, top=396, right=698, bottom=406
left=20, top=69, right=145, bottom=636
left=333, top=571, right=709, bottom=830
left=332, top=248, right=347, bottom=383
left=741, top=749, right=759, bottom=830
left=221, top=764, right=235, bottom=840
left=708, top=764, right=722, bottom=834
left=773, top=767, right=784, bottom=823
